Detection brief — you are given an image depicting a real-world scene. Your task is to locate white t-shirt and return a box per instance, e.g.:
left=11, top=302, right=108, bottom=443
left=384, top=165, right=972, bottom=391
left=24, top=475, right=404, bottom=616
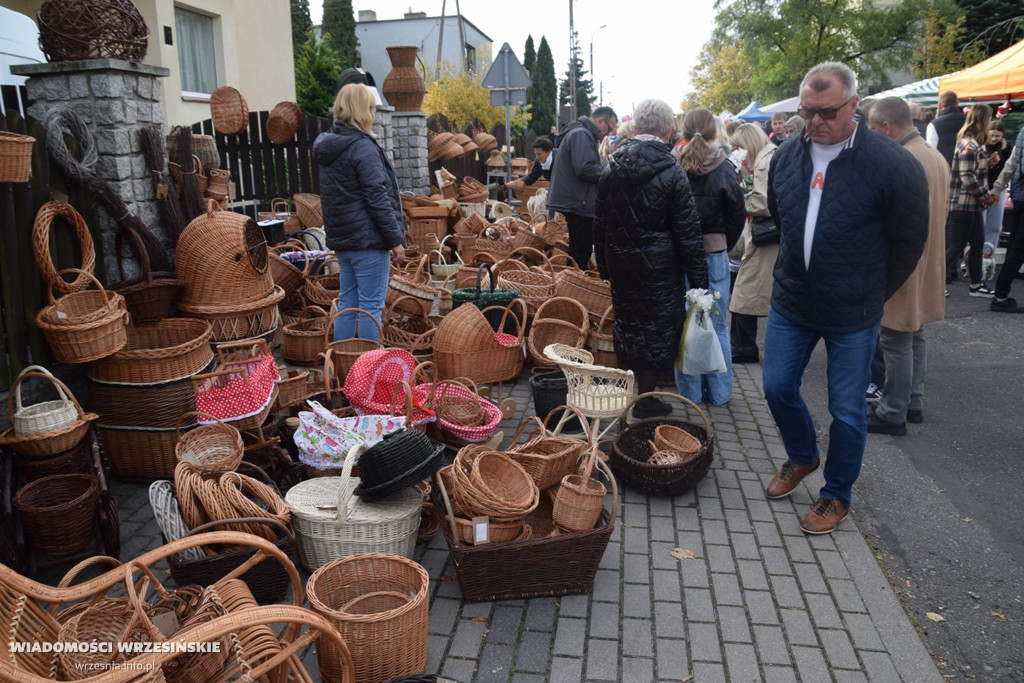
left=804, top=139, right=849, bottom=268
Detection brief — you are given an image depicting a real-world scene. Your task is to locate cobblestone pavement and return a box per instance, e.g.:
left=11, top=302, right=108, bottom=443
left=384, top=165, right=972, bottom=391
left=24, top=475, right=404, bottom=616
left=56, top=360, right=941, bottom=682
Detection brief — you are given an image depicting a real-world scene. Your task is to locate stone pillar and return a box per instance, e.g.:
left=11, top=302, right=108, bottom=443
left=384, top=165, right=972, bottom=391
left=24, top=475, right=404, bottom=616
left=391, top=111, right=430, bottom=195
left=12, top=59, right=170, bottom=281
left=372, top=105, right=394, bottom=165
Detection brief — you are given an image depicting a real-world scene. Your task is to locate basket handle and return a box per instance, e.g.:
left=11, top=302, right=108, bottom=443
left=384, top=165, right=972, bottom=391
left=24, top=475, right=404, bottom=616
left=597, top=303, right=614, bottom=333
left=510, top=413, right=548, bottom=444
left=6, top=369, right=85, bottom=425
left=385, top=295, right=431, bottom=322
left=123, top=559, right=177, bottom=641
left=594, top=452, right=619, bottom=524
left=215, top=338, right=271, bottom=367
left=620, top=390, right=712, bottom=437
left=480, top=297, right=527, bottom=341
left=433, top=467, right=464, bottom=548
left=175, top=410, right=235, bottom=441
left=285, top=229, right=324, bottom=250
left=389, top=379, right=431, bottom=421
left=540, top=402, right=595, bottom=444
left=297, top=305, right=328, bottom=321
left=508, top=245, right=553, bottom=274
left=114, top=225, right=154, bottom=283
left=11, top=365, right=72, bottom=416
left=325, top=307, right=384, bottom=345
left=47, top=267, right=106, bottom=305
left=192, top=364, right=252, bottom=396
left=334, top=444, right=364, bottom=526
left=271, top=239, right=313, bottom=276
left=473, top=262, right=497, bottom=297
left=271, top=198, right=290, bottom=213
left=318, top=350, right=339, bottom=403
left=577, top=443, right=599, bottom=482
left=180, top=515, right=293, bottom=541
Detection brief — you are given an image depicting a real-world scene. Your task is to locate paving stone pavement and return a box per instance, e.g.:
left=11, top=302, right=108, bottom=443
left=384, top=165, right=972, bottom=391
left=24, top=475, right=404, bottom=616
left=53, top=360, right=942, bottom=682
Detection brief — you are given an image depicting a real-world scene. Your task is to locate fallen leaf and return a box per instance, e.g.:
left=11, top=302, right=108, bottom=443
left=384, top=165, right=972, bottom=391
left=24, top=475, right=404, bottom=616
left=470, top=617, right=487, bottom=622
left=670, top=548, right=696, bottom=561
left=963, top=517, right=973, bottom=523
left=440, top=575, right=455, bottom=582
left=991, top=612, right=1006, bottom=622
left=681, top=676, right=694, bottom=682
left=906, top=580, right=912, bottom=587
left=926, top=612, right=946, bottom=623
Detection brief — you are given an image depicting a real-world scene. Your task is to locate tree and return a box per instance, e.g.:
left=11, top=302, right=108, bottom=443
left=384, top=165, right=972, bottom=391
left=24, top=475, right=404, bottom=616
left=422, top=62, right=530, bottom=131
left=956, top=0, right=1024, bottom=56
left=322, top=0, right=357, bottom=70
left=530, top=37, right=557, bottom=136
left=523, top=35, right=536, bottom=77
left=294, top=32, right=340, bottom=117
left=681, top=42, right=752, bottom=113
left=290, top=0, right=312, bottom=57
left=559, top=51, right=593, bottom=119
left=710, top=0, right=931, bottom=99
left=913, top=8, right=987, bottom=79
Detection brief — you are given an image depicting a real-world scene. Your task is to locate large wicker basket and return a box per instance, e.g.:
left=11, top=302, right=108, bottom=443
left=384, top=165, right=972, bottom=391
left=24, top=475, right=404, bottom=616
left=13, top=473, right=98, bottom=557
left=209, top=86, right=249, bottom=135
left=0, top=130, right=34, bottom=183
left=307, top=552, right=430, bottom=683
left=433, top=299, right=526, bottom=385
left=554, top=269, right=613, bottom=326
left=89, top=318, right=214, bottom=385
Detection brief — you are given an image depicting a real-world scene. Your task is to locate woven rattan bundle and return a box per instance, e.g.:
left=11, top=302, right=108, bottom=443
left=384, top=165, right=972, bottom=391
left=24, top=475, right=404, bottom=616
left=174, top=461, right=290, bottom=541
left=285, top=450, right=423, bottom=571
left=527, top=296, right=590, bottom=366
left=307, top=553, right=429, bottom=683
left=209, top=86, right=249, bottom=135
left=175, top=200, right=273, bottom=308
left=282, top=306, right=330, bottom=365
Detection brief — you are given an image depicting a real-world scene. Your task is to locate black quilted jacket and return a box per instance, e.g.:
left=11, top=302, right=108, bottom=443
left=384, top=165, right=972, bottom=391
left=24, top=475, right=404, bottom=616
left=686, top=155, right=747, bottom=251
left=594, top=138, right=708, bottom=368
left=313, top=121, right=406, bottom=253
left=767, top=116, right=929, bottom=334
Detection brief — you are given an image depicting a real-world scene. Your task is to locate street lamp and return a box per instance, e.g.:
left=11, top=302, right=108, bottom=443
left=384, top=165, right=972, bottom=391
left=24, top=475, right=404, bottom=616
left=590, top=24, right=607, bottom=103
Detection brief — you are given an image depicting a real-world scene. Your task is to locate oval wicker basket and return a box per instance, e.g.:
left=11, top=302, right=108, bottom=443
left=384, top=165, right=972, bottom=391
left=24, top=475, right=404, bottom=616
left=35, top=272, right=130, bottom=364
left=266, top=101, right=302, bottom=143
left=174, top=411, right=244, bottom=474
left=209, top=86, right=249, bottom=135
left=282, top=305, right=330, bottom=365
left=89, top=318, right=214, bottom=385
left=10, top=365, right=79, bottom=436
left=293, top=192, right=323, bottom=228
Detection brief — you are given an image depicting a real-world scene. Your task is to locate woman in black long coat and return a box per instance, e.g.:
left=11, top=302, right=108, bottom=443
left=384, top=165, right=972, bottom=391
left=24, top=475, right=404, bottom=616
left=594, top=98, right=708, bottom=418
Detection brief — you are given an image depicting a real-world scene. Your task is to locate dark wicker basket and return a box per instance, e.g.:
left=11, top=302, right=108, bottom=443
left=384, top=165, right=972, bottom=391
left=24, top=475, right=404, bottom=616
left=38, top=0, right=149, bottom=63
left=14, top=436, right=92, bottom=482
left=167, top=516, right=297, bottom=604
left=13, top=473, right=99, bottom=557
left=431, top=457, right=618, bottom=602
left=608, top=392, right=716, bottom=496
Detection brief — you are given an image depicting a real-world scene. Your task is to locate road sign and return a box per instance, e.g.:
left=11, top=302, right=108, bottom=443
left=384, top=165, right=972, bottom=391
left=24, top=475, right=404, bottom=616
left=481, top=43, right=532, bottom=89
left=490, top=89, right=527, bottom=107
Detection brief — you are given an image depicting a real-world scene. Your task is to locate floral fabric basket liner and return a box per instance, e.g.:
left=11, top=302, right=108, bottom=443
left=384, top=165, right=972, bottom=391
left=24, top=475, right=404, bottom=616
left=295, top=399, right=406, bottom=471
left=194, top=353, right=279, bottom=424
left=342, top=348, right=436, bottom=426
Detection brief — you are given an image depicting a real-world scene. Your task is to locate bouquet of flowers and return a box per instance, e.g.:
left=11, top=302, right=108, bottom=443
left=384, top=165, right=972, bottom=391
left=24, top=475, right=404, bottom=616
left=676, top=288, right=726, bottom=374
left=729, top=148, right=755, bottom=197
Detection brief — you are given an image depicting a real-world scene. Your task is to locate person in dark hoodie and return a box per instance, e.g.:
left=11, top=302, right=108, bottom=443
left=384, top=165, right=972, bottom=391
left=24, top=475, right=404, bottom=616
left=594, top=98, right=708, bottom=418
left=313, top=83, right=406, bottom=341
left=673, top=108, right=747, bottom=406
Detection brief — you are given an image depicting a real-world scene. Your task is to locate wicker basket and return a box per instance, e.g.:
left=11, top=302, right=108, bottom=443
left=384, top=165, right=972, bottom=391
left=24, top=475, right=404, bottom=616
left=555, top=268, right=613, bottom=325
left=1, top=372, right=98, bottom=458
left=210, top=85, right=249, bottom=135
left=526, top=297, right=590, bottom=366
left=267, top=101, right=302, bottom=143
left=307, top=553, right=429, bottom=683
left=89, top=318, right=214, bottom=384
left=433, top=300, right=527, bottom=385
left=282, top=306, right=329, bottom=365
left=35, top=272, right=130, bottom=363
left=649, top=423, right=702, bottom=461
left=56, top=598, right=142, bottom=680
left=588, top=304, right=618, bottom=368
left=552, top=446, right=606, bottom=532
left=432, top=456, right=618, bottom=602
left=259, top=198, right=303, bottom=236
left=14, top=435, right=92, bottom=482
left=285, top=454, right=422, bottom=572
left=304, top=256, right=341, bottom=307
left=177, top=285, right=284, bottom=342
left=98, top=422, right=192, bottom=482
left=381, top=297, right=436, bottom=362
left=13, top=473, right=98, bottom=557
left=175, top=411, right=245, bottom=473
left=506, top=410, right=589, bottom=490
left=289, top=192, right=321, bottom=227
left=31, top=200, right=96, bottom=294
left=324, top=308, right=385, bottom=382
left=10, top=365, right=79, bottom=436
left=268, top=240, right=310, bottom=296
left=387, top=255, right=436, bottom=318
left=610, top=392, right=716, bottom=496
left=112, top=225, right=183, bottom=322
left=0, top=130, right=34, bottom=183
left=88, top=372, right=201, bottom=430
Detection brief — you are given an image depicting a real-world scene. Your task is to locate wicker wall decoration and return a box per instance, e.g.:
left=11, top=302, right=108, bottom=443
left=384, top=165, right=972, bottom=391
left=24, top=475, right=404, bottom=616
left=37, top=0, right=149, bottom=64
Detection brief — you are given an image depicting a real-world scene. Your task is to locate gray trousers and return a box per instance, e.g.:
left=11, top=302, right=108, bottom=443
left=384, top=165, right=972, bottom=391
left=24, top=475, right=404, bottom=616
left=875, top=326, right=926, bottom=423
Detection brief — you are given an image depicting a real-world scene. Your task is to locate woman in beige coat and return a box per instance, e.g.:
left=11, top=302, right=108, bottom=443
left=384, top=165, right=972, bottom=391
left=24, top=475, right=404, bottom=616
left=728, top=124, right=778, bottom=363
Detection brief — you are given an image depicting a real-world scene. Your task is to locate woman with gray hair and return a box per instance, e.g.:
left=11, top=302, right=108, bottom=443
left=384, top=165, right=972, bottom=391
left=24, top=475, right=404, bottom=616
left=594, top=98, right=708, bottom=417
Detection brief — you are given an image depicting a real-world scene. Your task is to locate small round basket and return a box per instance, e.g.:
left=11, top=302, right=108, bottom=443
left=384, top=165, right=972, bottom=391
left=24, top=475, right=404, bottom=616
left=552, top=446, right=606, bottom=532
left=13, top=473, right=98, bottom=557
left=174, top=411, right=244, bottom=474
left=10, top=365, right=79, bottom=436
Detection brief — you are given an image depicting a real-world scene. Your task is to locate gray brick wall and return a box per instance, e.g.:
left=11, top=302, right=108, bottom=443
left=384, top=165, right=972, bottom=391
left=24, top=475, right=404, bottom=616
left=391, top=111, right=430, bottom=195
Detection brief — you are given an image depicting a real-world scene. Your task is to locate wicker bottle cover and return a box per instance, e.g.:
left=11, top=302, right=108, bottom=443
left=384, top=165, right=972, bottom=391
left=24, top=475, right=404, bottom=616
left=381, top=46, right=426, bottom=112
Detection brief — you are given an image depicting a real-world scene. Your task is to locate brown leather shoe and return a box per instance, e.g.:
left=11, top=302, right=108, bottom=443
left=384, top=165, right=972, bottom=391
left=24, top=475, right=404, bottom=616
left=765, top=460, right=820, bottom=499
left=800, top=497, right=849, bottom=534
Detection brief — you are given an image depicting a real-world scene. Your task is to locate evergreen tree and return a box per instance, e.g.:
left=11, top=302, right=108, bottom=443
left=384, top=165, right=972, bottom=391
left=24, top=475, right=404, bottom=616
left=523, top=35, right=536, bottom=76
left=530, top=37, right=557, bottom=136
left=956, top=0, right=1023, bottom=56
left=290, top=0, right=312, bottom=57
left=295, top=32, right=341, bottom=117
left=559, top=52, right=593, bottom=118
left=322, top=0, right=358, bottom=70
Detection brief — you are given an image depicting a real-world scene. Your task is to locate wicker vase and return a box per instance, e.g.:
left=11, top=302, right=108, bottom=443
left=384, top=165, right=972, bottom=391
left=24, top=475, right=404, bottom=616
left=382, top=46, right=426, bottom=112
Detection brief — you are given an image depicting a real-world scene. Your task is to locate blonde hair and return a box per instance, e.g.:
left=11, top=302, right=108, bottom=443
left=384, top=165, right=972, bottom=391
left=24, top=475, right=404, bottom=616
left=957, top=104, right=991, bottom=146
left=731, top=124, right=772, bottom=167
left=333, top=83, right=376, bottom=135
left=677, top=108, right=718, bottom=176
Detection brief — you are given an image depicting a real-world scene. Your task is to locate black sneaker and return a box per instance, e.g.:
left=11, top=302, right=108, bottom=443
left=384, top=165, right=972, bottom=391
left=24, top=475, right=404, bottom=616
left=907, top=409, right=923, bottom=424
left=969, top=284, right=995, bottom=298
left=990, top=297, right=1024, bottom=313
left=632, top=398, right=673, bottom=419
left=867, top=413, right=906, bottom=436
left=865, top=383, right=882, bottom=403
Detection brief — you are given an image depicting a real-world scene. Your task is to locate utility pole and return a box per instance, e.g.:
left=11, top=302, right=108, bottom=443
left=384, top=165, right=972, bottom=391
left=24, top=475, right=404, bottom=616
left=568, top=0, right=576, bottom=120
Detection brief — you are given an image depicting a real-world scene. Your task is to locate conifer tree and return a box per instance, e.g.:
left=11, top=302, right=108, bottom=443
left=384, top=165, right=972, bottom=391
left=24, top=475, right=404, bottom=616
left=322, top=0, right=358, bottom=70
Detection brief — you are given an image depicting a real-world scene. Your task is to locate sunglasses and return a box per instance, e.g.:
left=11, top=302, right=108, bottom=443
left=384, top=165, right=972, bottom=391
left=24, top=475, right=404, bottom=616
left=797, top=96, right=854, bottom=121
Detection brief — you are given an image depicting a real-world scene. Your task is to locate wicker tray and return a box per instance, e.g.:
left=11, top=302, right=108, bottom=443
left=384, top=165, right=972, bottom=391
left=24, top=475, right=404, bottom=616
left=609, top=392, right=716, bottom=496
left=432, top=455, right=618, bottom=602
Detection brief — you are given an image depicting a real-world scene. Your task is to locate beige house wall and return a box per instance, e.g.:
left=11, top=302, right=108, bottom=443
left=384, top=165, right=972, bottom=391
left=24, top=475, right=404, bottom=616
left=1, top=0, right=295, bottom=128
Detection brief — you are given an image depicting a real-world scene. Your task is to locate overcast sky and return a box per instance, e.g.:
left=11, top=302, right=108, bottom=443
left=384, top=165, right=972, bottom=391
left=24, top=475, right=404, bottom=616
left=308, top=0, right=720, bottom=117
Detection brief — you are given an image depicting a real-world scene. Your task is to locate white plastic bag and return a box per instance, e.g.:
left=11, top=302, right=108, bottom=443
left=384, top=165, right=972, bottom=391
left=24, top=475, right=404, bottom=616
left=676, top=307, right=727, bottom=375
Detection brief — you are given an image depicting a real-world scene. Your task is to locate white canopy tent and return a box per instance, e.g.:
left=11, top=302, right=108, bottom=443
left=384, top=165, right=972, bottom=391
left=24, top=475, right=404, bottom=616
left=760, top=96, right=800, bottom=113
left=865, top=73, right=958, bottom=107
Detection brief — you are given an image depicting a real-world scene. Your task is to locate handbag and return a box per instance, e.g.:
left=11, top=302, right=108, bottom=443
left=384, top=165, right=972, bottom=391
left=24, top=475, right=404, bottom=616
left=750, top=217, right=780, bottom=246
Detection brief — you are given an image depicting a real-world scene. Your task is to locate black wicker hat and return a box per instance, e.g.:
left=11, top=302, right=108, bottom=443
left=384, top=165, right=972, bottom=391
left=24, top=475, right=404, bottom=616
left=354, top=430, right=445, bottom=502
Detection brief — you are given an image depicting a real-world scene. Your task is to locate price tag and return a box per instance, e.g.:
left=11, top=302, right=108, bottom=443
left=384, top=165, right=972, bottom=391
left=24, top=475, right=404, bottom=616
left=156, top=182, right=169, bottom=200
left=472, top=515, right=490, bottom=545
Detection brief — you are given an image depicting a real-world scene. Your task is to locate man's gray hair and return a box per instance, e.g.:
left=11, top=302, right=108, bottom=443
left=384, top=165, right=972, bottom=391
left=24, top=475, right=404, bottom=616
left=869, top=97, right=913, bottom=130
left=801, top=61, right=858, bottom=98
left=632, top=99, right=676, bottom=137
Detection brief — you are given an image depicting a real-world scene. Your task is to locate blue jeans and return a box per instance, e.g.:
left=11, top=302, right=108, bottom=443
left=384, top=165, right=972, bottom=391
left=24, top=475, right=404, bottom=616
left=676, top=250, right=733, bottom=405
left=762, top=308, right=880, bottom=508
left=334, top=249, right=390, bottom=341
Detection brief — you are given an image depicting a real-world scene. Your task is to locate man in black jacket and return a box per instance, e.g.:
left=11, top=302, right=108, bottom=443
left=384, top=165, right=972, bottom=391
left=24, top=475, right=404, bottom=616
left=926, top=90, right=966, bottom=165
left=762, top=62, right=929, bottom=534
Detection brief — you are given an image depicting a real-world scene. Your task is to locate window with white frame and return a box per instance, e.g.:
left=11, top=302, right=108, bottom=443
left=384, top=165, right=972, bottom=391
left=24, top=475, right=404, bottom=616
left=175, top=6, right=216, bottom=96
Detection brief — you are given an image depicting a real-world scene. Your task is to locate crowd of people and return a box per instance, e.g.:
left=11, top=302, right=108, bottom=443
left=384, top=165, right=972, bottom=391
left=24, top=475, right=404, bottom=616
left=311, top=60, right=1023, bottom=536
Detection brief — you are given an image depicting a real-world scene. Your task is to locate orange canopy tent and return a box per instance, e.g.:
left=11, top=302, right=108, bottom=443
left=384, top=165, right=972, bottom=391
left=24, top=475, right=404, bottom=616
left=939, top=38, right=1024, bottom=102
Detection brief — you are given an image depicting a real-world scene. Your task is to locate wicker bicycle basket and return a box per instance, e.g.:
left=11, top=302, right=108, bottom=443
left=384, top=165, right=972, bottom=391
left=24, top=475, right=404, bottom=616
left=610, top=392, right=716, bottom=496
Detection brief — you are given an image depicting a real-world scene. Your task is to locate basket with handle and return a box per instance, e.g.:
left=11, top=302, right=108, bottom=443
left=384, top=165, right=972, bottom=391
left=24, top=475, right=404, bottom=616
left=174, top=411, right=245, bottom=474
left=258, top=197, right=302, bottom=234
left=293, top=192, right=323, bottom=227
left=281, top=305, right=330, bottom=365
left=268, top=239, right=311, bottom=296
left=10, top=365, right=79, bottom=436
left=35, top=268, right=125, bottom=330
left=419, top=377, right=504, bottom=443
left=526, top=296, right=591, bottom=366
left=381, top=296, right=436, bottom=362
left=434, top=299, right=527, bottom=385
left=428, top=235, right=462, bottom=283
left=112, top=225, right=184, bottom=322
left=587, top=304, right=618, bottom=368
left=55, top=597, right=144, bottom=680
left=496, top=246, right=557, bottom=316
left=552, top=445, right=607, bottom=532
left=192, top=340, right=280, bottom=433
left=610, top=391, right=716, bottom=496
left=303, top=254, right=341, bottom=307
left=0, top=130, right=35, bottom=183
left=31, top=200, right=96, bottom=294
left=0, top=372, right=98, bottom=458
left=387, top=254, right=436, bottom=318
left=506, top=405, right=591, bottom=490
left=451, top=262, right=519, bottom=329
left=324, top=308, right=385, bottom=382
left=647, top=423, right=702, bottom=464
left=554, top=268, right=613, bottom=325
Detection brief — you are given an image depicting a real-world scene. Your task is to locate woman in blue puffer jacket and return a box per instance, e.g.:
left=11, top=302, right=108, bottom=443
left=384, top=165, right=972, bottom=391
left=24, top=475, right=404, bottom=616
left=313, top=83, right=406, bottom=341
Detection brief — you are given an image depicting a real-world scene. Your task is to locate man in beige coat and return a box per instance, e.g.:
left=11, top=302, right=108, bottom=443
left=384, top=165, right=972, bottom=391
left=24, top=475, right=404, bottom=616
left=865, top=97, right=949, bottom=435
